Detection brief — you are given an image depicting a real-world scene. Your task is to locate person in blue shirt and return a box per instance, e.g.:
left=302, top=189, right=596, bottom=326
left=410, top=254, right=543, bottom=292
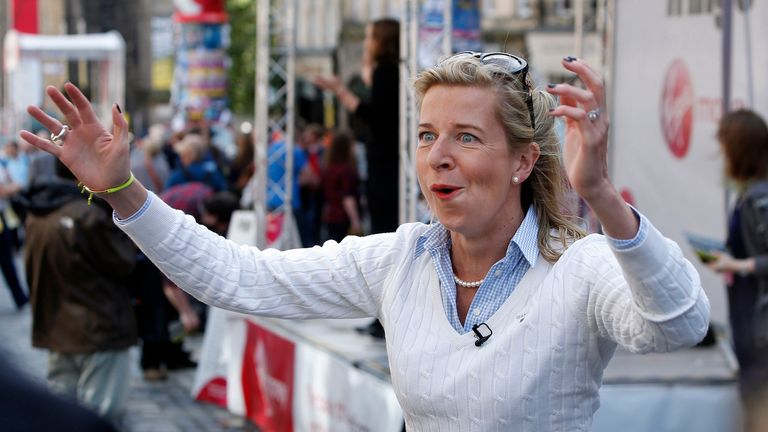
left=165, top=133, right=227, bottom=192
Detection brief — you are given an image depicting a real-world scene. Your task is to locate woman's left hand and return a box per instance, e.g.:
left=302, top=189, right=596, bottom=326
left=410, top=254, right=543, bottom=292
left=547, top=57, right=639, bottom=239
left=546, top=57, right=611, bottom=202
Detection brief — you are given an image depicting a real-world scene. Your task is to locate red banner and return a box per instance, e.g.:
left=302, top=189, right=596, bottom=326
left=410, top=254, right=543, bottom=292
left=12, top=0, right=38, bottom=34
left=241, top=321, right=295, bottom=432
left=173, top=0, right=228, bottom=24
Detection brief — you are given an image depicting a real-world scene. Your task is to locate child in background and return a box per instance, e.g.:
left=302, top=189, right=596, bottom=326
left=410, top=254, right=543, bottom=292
left=322, top=132, right=362, bottom=242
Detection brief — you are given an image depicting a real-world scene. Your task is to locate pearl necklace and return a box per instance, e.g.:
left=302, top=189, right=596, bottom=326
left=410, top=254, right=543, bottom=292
left=453, top=274, right=484, bottom=288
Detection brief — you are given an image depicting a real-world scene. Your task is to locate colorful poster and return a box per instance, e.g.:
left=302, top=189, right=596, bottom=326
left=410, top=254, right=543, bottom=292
left=451, top=0, right=482, bottom=53
left=418, top=0, right=482, bottom=70
left=172, top=7, right=229, bottom=122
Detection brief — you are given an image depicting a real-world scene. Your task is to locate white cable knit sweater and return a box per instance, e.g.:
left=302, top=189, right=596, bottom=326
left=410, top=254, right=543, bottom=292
left=117, top=194, right=710, bottom=431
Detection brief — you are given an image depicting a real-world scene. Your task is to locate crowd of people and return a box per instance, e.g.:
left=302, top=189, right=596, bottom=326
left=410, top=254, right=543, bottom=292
left=1, top=14, right=767, bottom=432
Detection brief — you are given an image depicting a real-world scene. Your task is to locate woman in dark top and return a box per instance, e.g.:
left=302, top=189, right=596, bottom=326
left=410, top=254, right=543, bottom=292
left=707, top=109, right=768, bottom=429
left=322, top=132, right=361, bottom=242
left=316, top=18, right=400, bottom=235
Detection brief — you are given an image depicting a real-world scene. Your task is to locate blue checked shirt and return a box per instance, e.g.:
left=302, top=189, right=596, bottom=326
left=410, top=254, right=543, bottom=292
left=414, top=205, right=648, bottom=334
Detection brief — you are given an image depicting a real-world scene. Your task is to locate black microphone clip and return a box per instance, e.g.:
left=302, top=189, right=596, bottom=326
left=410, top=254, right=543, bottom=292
left=472, top=322, right=493, bottom=347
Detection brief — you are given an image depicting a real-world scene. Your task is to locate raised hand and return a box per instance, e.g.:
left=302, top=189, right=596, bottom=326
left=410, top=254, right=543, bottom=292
left=312, top=75, right=342, bottom=93
left=19, top=83, right=130, bottom=191
left=546, top=57, right=610, bottom=202
left=546, top=57, right=638, bottom=239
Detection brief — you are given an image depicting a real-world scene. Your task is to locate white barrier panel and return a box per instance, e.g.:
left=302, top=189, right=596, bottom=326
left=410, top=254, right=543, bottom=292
left=192, top=210, right=260, bottom=408
left=293, top=342, right=403, bottom=432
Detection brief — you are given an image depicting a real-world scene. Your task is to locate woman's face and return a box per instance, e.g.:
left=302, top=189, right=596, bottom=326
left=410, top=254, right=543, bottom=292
left=416, top=84, right=529, bottom=239
left=363, top=24, right=376, bottom=61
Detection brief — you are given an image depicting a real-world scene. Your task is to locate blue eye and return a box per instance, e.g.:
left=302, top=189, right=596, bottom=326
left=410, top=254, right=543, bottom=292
left=459, top=133, right=477, bottom=143
left=419, top=131, right=437, bottom=143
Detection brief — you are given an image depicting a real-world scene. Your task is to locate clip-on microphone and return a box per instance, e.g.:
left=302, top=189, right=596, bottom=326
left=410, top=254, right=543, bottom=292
left=472, top=323, right=493, bottom=347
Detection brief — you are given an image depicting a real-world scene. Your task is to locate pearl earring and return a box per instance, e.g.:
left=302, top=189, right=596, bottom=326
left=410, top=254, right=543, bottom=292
left=513, top=176, right=520, bottom=184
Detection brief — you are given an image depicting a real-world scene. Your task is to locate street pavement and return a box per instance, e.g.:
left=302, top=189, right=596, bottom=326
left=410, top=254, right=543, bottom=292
left=0, top=256, right=258, bottom=432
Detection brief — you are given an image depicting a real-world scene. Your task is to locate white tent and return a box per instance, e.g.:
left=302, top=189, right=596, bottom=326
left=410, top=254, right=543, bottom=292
left=3, top=30, right=125, bottom=135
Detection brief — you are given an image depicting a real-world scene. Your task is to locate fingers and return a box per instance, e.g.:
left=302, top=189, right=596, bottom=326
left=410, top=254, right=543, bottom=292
left=46, top=85, right=82, bottom=128
left=551, top=92, right=588, bottom=125
left=19, top=130, right=62, bottom=158
left=64, top=82, right=100, bottom=125
left=549, top=105, right=590, bottom=126
left=561, top=57, right=605, bottom=108
left=111, top=104, right=129, bottom=145
left=547, top=84, right=598, bottom=110
left=26, top=105, right=66, bottom=134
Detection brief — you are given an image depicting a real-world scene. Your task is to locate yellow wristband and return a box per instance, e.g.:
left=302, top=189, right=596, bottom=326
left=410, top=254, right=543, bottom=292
left=78, top=172, right=135, bottom=206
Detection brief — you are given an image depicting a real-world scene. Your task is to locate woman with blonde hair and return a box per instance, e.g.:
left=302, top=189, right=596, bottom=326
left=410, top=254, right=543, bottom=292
left=22, top=53, right=708, bottom=430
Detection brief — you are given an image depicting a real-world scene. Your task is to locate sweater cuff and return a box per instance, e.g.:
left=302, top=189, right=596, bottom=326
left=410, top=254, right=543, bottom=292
left=605, top=206, right=647, bottom=250
left=114, top=191, right=185, bottom=249
left=610, top=216, right=701, bottom=321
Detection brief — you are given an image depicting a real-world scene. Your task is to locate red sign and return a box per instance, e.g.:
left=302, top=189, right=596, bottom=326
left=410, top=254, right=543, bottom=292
left=195, top=377, right=228, bottom=407
left=241, top=321, right=295, bottom=432
left=173, top=0, right=228, bottom=24
left=660, top=59, right=694, bottom=159
left=12, top=0, right=38, bottom=34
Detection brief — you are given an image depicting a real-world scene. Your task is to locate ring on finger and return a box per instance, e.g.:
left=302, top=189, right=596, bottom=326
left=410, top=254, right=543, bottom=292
left=50, top=125, right=70, bottom=146
left=586, top=109, right=601, bottom=122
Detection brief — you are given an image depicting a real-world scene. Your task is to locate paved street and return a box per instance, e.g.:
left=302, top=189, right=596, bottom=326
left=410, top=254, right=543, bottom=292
left=0, top=257, right=258, bottom=432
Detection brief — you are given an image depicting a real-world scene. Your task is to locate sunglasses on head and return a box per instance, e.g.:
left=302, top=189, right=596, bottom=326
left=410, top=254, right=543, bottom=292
left=447, top=51, right=536, bottom=130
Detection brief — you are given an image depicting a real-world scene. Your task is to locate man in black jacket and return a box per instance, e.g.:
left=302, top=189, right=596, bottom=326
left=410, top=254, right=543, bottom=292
left=22, top=161, right=137, bottom=422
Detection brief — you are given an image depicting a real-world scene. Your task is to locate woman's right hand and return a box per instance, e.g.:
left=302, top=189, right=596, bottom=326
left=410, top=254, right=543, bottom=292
left=19, top=83, right=131, bottom=191
left=707, top=251, right=754, bottom=275
left=313, top=75, right=342, bottom=93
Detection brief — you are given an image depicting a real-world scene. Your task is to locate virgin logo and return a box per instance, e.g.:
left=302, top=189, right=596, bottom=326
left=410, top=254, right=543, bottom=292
left=660, top=59, right=694, bottom=159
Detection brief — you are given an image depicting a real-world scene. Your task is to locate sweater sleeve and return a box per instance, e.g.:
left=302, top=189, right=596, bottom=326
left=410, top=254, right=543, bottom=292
left=566, top=217, right=710, bottom=354
left=116, top=192, right=408, bottom=319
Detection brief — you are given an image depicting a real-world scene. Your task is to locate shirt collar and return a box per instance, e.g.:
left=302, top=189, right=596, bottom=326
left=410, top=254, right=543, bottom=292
left=414, top=205, right=539, bottom=267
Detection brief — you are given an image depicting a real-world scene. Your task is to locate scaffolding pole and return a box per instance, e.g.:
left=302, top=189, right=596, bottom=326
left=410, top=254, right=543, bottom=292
left=254, top=0, right=297, bottom=249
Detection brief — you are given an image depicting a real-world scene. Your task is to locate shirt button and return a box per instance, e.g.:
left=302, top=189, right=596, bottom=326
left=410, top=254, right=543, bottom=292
left=474, top=308, right=481, bottom=316
left=495, top=270, right=502, bottom=276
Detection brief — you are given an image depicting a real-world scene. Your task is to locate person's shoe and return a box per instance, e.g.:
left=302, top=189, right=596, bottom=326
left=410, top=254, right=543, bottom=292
left=143, top=368, right=168, bottom=381
left=165, top=344, right=198, bottom=370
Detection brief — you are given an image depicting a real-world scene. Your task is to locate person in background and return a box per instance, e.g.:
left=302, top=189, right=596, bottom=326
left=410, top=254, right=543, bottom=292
left=315, top=18, right=400, bottom=338
left=200, top=191, right=240, bottom=237
left=0, top=156, right=25, bottom=310
left=23, top=160, right=136, bottom=422
left=23, top=53, right=709, bottom=430
left=315, top=18, right=400, bottom=235
left=322, top=131, right=362, bottom=242
left=706, top=109, right=768, bottom=431
left=0, top=141, right=25, bottom=249
left=131, top=124, right=170, bottom=194
left=228, top=132, right=255, bottom=199
left=297, top=123, right=326, bottom=246
left=165, top=133, right=227, bottom=192
left=266, top=135, right=320, bottom=245
left=3, top=141, right=30, bottom=190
